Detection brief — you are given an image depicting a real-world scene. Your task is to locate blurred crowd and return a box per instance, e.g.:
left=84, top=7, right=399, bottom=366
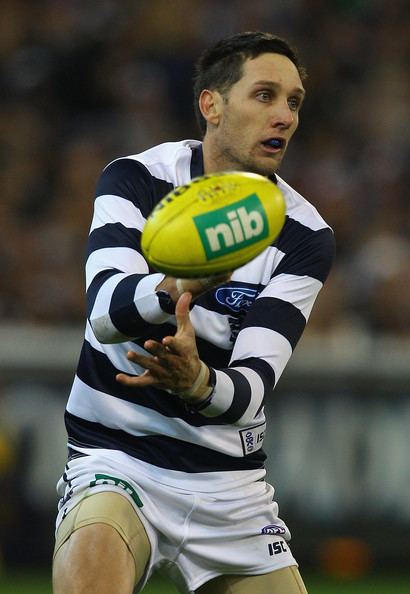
left=0, top=0, right=409, bottom=335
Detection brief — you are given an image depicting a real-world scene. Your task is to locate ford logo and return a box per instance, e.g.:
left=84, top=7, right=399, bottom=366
left=215, top=287, right=258, bottom=313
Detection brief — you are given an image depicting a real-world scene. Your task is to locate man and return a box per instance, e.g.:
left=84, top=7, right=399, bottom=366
left=52, top=32, right=335, bottom=594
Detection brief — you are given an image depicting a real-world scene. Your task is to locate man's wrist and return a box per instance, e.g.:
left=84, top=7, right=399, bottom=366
left=156, top=290, right=176, bottom=315
left=183, top=362, right=216, bottom=411
left=181, top=360, right=209, bottom=399
left=186, top=386, right=214, bottom=412
left=155, top=277, right=182, bottom=303
left=171, top=361, right=215, bottom=409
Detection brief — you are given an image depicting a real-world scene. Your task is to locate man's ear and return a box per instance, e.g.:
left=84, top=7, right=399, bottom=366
left=198, top=89, right=223, bottom=127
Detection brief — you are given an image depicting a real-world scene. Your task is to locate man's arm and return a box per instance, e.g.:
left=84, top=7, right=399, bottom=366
left=86, top=158, right=227, bottom=343
left=118, top=226, right=336, bottom=421
left=199, top=226, right=336, bottom=424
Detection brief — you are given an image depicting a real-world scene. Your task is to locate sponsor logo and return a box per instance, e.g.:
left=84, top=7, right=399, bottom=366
left=89, top=473, right=143, bottom=508
left=261, top=524, right=286, bottom=536
left=268, top=541, right=288, bottom=556
left=193, top=194, right=268, bottom=259
left=215, top=286, right=258, bottom=313
left=239, top=422, right=266, bottom=455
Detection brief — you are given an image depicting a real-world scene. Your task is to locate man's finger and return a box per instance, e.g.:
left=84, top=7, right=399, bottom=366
left=162, top=334, right=185, bottom=356
left=126, top=350, right=170, bottom=376
left=127, top=350, right=156, bottom=367
left=143, top=340, right=170, bottom=359
left=116, top=370, right=153, bottom=387
left=174, top=292, right=193, bottom=333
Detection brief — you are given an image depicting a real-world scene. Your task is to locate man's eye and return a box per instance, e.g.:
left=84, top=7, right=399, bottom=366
left=257, top=91, right=271, bottom=102
left=288, top=97, right=300, bottom=111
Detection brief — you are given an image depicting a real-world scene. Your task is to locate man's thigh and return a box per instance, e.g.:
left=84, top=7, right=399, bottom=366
left=196, top=565, right=308, bottom=594
left=52, top=491, right=151, bottom=593
left=53, top=523, right=136, bottom=594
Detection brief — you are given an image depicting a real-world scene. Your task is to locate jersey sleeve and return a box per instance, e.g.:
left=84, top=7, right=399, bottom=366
left=198, top=226, right=336, bottom=425
left=86, top=158, right=174, bottom=343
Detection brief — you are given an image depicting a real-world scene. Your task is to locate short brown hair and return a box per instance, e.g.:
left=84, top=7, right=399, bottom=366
left=193, top=31, right=307, bottom=135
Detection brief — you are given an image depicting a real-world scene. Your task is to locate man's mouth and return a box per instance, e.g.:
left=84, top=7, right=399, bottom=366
left=261, top=138, right=286, bottom=151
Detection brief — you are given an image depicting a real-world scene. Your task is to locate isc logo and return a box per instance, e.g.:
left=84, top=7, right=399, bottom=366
left=193, top=194, right=269, bottom=259
left=268, top=541, right=288, bottom=556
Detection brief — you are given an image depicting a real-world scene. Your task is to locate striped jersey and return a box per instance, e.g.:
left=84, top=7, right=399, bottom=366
left=65, top=139, right=335, bottom=491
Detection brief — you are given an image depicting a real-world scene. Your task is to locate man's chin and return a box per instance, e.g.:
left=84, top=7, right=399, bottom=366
left=222, top=152, right=282, bottom=178
left=249, top=158, right=281, bottom=178
left=250, top=151, right=285, bottom=177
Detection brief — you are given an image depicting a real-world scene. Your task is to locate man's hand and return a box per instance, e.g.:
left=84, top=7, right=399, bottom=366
left=156, top=273, right=231, bottom=303
left=116, top=292, right=211, bottom=403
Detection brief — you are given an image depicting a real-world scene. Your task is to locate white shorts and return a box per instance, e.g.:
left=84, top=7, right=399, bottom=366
left=55, top=450, right=297, bottom=593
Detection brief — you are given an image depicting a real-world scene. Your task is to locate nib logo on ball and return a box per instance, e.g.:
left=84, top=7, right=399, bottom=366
left=141, top=171, right=285, bottom=277
left=193, top=194, right=269, bottom=259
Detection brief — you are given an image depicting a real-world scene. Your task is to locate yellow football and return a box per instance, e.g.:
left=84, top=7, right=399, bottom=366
left=141, top=171, right=286, bottom=277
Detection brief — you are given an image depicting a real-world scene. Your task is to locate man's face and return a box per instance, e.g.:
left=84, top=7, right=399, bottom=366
left=207, top=53, right=305, bottom=176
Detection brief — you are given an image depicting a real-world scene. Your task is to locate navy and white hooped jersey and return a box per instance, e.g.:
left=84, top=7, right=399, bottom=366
left=65, top=139, right=335, bottom=490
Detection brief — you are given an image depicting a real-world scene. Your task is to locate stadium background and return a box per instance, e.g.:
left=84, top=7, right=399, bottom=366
left=0, top=0, right=409, bottom=592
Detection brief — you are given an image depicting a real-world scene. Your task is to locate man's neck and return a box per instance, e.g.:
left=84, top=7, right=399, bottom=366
left=202, top=134, right=230, bottom=175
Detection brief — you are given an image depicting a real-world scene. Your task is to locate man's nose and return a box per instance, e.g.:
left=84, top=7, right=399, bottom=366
left=270, top=100, right=295, bottom=128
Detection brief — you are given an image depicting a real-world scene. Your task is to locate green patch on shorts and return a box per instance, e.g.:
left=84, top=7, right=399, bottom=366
left=89, top=473, right=143, bottom=507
